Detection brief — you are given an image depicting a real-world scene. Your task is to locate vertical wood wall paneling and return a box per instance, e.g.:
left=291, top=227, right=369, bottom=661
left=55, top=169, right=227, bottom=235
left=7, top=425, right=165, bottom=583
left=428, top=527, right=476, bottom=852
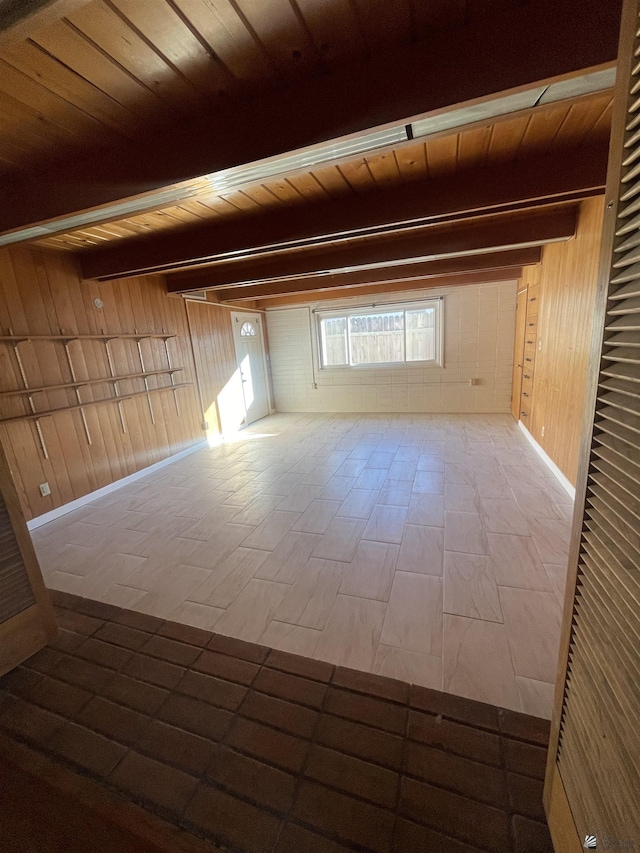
left=510, top=284, right=527, bottom=420
left=185, top=300, right=239, bottom=441
left=0, top=245, right=204, bottom=520
left=0, top=435, right=56, bottom=676
left=545, top=0, right=639, bottom=846
left=517, top=266, right=541, bottom=427
left=519, top=197, right=605, bottom=485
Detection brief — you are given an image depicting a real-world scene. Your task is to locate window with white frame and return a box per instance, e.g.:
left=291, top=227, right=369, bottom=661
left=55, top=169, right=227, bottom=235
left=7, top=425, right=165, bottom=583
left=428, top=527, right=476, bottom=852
left=317, top=299, right=443, bottom=368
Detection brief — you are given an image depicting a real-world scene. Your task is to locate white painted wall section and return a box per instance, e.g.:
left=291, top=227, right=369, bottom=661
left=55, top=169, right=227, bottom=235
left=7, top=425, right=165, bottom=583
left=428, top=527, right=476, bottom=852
left=266, top=281, right=517, bottom=413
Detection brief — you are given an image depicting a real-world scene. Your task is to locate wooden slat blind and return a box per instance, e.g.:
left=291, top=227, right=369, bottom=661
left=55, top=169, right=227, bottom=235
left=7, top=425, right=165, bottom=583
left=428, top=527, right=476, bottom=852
left=0, top=438, right=56, bottom=677
left=553, top=1, right=640, bottom=842
left=0, top=490, right=35, bottom=624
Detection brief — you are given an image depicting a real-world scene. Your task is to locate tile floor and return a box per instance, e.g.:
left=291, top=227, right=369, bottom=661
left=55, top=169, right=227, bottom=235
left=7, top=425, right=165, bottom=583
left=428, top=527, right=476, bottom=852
left=31, top=413, right=572, bottom=718
left=0, top=590, right=554, bottom=853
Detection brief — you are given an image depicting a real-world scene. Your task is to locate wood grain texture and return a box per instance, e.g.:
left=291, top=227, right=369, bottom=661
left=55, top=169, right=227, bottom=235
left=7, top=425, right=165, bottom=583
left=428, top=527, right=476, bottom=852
left=0, top=244, right=205, bottom=520
left=167, top=205, right=578, bottom=293
left=516, top=265, right=540, bottom=427
left=0, top=432, right=56, bottom=676
left=41, top=97, right=612, bottom=256
left=545, top=766, right=583, bottom=853
left=526, top=197, right=605, bottom=484
left=0, top=0, right=610, bottom=185
left=258, top=267, right=522, bottom=308
left=510, top=286, right=527, bottom=420
left=79, top=144, right=606, bottom=283
left=218, top=249, right=539, bottom=303
left=185, top=300, right=239, bottom=440
left=544, top=1, right=640, bottom=845
left=0, top=0, right=620, bottom=236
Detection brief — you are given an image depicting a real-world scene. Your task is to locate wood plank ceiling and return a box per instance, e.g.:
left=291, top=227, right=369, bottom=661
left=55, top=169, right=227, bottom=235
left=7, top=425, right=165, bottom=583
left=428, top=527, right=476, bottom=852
left=0, top=0, right=519, bottom=181
left=33, top=91, right=613, bottom=252
left=0, top=0, right=619, bottom=310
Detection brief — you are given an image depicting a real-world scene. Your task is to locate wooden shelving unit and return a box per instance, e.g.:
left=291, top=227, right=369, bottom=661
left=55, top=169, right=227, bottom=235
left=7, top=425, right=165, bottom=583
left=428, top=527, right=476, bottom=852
left=0, top=334, right=176, bottom=342
left=0, top=332, right=191, bottom=459
left=0, top=368, right=184, bottom=399
left=0, top=384, right=192, bottom=425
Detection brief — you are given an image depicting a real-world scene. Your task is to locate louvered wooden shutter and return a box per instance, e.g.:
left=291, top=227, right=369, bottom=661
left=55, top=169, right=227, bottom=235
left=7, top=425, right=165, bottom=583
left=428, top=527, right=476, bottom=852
left=0, top=439, right=56, bottom=677
left=0, top=491, right=36, bottom=623
left=544, top=0, right=640, bottom=848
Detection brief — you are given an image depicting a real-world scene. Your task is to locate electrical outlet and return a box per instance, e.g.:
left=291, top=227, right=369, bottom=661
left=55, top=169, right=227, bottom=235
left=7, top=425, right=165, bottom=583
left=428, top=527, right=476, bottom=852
left=39, top=482, right=51, bottom=497
left=538, top=340, right=542, bottom=351
left=542, top=426, right=545, bottom=437
left=202, top=421, right=209, bottom=430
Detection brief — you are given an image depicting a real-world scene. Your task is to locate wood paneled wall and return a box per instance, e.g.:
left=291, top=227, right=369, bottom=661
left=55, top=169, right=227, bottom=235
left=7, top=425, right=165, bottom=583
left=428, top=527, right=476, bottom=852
left=0, top=245, right=206, bottom=520
left=0, top=435, right=56, bottom=675
left=510, top=285, right=528, bottom=420
left=523, top=197, right=605, bottom=484
left=185, top=300, right=241, bottom=440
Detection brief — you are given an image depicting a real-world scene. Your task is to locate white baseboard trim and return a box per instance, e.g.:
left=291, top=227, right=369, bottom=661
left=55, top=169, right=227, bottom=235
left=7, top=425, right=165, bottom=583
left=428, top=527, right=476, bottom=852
left=518, top=421, right=576, bottom=499
left=27, top=441, right=208, bottom=531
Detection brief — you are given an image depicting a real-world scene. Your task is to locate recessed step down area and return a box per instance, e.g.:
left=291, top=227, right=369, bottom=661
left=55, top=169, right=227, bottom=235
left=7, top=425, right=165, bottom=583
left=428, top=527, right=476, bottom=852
left=0, top=591, right=553, bottom=853
left=31, top=412, right=573, bottom=720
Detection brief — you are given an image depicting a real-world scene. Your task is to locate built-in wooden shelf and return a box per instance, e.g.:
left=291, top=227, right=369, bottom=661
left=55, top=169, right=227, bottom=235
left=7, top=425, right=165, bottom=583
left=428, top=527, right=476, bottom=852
left=0, top=334, right=176, bottom=342
left=0, top=368, right=185, bottom=399
left=0, top=330, right=188, bottom=454
left=0, top=384, right=191, bottom=425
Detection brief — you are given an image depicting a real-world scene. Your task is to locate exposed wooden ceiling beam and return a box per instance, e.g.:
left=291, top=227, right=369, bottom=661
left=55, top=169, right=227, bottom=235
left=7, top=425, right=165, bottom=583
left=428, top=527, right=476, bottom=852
left=81, top=144, right=607, bottom=282
left=166, top=206, right=576, bottom=293
left=0, top=0, right=620, bottom=235
left=258, top=268, right=524, bottom=308
left=215, top=248, right=541, bottom=302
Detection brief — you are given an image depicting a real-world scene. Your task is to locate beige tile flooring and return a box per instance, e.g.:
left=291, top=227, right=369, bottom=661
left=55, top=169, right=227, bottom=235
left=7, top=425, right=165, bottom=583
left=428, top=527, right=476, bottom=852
left=31, top=412, right=572, bottom=718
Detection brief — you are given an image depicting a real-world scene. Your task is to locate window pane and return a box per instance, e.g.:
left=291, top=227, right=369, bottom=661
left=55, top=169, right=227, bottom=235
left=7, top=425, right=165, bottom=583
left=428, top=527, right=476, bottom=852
left=321, top=317, right=348, bottom=366
left=349, top=311, right=404, bottom=365
left=319, top=302, right=441, bottom=368
left=405, top=308, right=435, bottom=362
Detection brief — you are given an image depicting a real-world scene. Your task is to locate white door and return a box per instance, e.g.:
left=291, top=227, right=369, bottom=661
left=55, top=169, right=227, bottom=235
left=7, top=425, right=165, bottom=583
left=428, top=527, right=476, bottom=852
left=231, top=312, right=270, bottom=425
